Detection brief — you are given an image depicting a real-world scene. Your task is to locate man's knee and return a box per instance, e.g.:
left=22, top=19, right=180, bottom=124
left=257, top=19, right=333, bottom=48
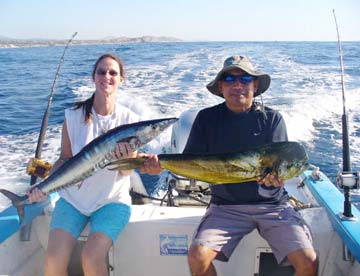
left=189, top=245, right=215, bottom=260
left=188, top=245, right=218, bottom=274
left=297, top=258, right=318, bottom=276
left=288, top=248, right=318, bottom=276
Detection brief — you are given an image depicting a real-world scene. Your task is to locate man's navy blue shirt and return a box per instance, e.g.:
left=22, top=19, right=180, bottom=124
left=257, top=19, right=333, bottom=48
left=183, top=102, right=289, bottom=205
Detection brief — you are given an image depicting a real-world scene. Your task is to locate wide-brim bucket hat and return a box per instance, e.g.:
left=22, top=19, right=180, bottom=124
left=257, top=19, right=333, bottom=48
left=206, top=55, right=271, bottom=97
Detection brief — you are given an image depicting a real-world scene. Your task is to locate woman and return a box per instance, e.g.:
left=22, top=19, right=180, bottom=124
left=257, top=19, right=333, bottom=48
left=29, top=53, right=140, bottom=275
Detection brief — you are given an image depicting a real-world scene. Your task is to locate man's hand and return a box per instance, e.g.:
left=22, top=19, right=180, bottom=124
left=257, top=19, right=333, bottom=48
left=257, top=174, right=285, bottom=187
left=139, top=153, right=163, bottom=175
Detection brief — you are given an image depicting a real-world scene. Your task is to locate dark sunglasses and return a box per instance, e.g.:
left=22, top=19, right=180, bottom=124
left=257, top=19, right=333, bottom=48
left=222, top=74, right=257, bottom=85
left=96, top=68, right=119, bottom=77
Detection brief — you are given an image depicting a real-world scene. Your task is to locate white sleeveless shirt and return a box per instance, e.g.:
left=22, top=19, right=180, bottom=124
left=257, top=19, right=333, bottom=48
left=59, top=104, right=140, bottom=215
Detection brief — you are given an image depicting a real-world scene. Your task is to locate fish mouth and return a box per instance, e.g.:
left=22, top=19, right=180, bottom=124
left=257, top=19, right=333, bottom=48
left=292, top=162, right=310, bottom=177
left=133, top=117, right=178, bottom=147
left=301, top=162, right=310, bottom=171
left=155, top=118, right=178, bottom=133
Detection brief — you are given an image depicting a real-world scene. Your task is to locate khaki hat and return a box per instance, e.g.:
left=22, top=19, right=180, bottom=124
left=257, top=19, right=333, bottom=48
left=206, top=55, right=271, bottom=97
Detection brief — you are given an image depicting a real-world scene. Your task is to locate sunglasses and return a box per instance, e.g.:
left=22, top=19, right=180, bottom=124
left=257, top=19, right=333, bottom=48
left=222, top=74, right=257, bottom=85
left=96, top=68, right=119, bottom=77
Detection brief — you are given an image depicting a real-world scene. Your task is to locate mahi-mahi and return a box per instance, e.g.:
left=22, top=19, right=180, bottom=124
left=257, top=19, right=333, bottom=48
left=108, top=141, right=309, bottom=184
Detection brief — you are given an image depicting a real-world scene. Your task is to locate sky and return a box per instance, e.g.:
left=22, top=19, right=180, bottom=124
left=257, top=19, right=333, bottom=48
left=0, top=0, right=359, bottom=41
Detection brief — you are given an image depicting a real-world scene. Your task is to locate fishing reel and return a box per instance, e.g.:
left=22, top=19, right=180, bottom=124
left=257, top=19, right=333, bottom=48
left=26, top=158, right=52, bottom=179
left=336, top=171, right=360, bottom=190
left=336, top=171, right=359, bottom=221
left=165, top=173, right=210, bottom=207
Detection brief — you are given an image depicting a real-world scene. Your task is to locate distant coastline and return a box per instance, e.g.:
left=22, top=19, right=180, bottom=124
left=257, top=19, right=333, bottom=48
left=0, top=35, right=183, bottom=48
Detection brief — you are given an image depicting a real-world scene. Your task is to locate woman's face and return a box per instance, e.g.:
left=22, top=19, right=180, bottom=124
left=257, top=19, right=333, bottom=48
left=94, top=57, right=123, bottom=97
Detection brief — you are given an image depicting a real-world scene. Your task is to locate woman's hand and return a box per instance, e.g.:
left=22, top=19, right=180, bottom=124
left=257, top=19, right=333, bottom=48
left=139, top=153, right=163, bottom=175
left=114, top=142, right=137, bottom=159
left=27, top=188, right=48, bottom=203
left=257, top=174, right=285, bottom=187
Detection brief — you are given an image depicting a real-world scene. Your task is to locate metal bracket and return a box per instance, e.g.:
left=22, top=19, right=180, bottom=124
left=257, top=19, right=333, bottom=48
left=342, top=243, right=355, bottom=262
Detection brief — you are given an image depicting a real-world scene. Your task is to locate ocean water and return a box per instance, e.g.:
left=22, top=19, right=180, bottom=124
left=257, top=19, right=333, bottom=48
left=0, top=41, right=359, bottom=210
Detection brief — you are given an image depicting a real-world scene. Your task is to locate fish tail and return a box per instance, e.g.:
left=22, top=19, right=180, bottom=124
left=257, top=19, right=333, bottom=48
left=0, top=189, right=27, bottom=224
left=106, top=157, right=148, bottom=171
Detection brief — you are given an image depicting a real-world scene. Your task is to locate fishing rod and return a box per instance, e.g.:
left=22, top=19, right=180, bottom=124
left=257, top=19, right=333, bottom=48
left=21, top=32, right=77, bottom=241
left=333, top=10, right=351, bottom=174
left=332, top=10, right=358, bottom=220
left=28, top=32, right=78, bottom=185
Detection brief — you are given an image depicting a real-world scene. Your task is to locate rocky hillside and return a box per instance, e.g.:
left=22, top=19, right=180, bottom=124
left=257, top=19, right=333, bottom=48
left=0, top=35, right=183, bottom=48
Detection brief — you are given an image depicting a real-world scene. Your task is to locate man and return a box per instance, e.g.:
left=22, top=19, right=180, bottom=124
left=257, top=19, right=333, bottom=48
left=184, top=56, right=318, bottom=276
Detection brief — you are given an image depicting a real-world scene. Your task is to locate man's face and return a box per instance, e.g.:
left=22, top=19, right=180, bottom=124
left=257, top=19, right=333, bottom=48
left=218, top=69, right=258, bottom=113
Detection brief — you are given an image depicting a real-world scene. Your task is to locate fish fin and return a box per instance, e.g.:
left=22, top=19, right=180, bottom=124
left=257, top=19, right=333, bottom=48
left=106, top=157, right=148, bottom=171
left=228, top=155, right=259, bottom=171
left=0, top=189, right=27, bottom=224
left=77, top=181, right=84, bottom=189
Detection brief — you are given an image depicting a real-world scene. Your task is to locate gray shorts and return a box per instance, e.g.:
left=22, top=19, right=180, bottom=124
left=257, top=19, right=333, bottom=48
left=192, top=202, right=313, bottom=265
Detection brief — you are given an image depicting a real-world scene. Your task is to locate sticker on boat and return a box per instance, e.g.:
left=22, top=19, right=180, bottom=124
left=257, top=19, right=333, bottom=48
left=159, top=234, right=188, bottom=255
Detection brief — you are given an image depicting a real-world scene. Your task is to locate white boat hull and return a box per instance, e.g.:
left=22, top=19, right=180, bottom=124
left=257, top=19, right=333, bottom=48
left=1, top=177, right=359, bottom=276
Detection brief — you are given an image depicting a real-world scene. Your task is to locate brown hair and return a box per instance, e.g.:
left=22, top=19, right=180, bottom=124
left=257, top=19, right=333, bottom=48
left=73, top=53, right=125, bottom=123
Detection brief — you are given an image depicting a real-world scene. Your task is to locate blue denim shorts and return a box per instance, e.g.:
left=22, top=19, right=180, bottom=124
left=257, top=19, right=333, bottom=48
left=50, top=197, right=131, bottom=243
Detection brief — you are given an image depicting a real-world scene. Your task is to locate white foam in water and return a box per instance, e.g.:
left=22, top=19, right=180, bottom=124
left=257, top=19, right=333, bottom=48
left=124, top=52, right=221, bottom=117
left=340, top=87, right=360, bottom=164
left=266, top=53, right=334, bottom=133
left=266, top=51, right=360, bottom=167
left=0, top=126, right=62, bottom=209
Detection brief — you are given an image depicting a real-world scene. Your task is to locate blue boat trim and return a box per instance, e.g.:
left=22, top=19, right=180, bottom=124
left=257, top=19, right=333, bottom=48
left=302, top=170, right=360, bottom=262
left=0, top=193, right=59, bottom=244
